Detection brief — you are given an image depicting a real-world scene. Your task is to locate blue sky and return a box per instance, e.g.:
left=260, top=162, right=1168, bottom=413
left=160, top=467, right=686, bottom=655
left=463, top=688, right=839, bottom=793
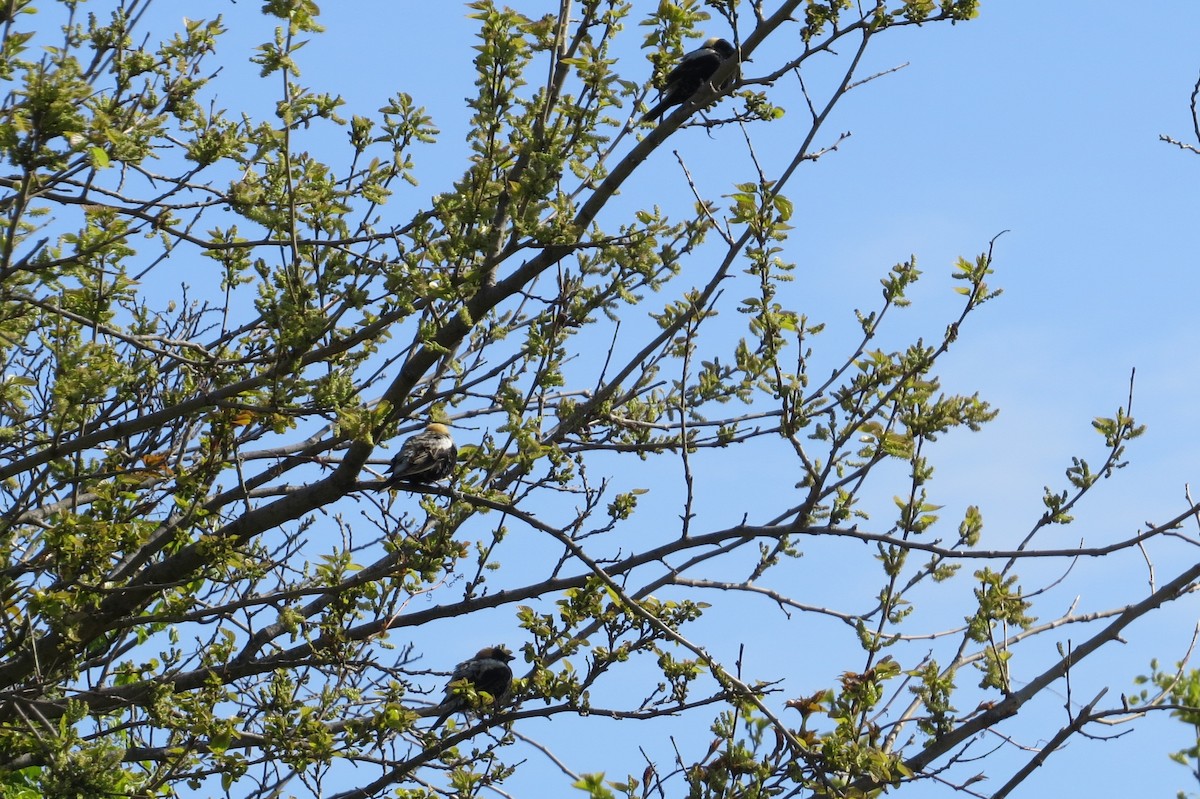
left=129, top=1, right=1200, bottom=795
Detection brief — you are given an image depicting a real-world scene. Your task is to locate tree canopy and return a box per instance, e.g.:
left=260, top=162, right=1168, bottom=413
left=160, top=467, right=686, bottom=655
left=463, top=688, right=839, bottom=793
left=1, top=1, right=1198, bottom=798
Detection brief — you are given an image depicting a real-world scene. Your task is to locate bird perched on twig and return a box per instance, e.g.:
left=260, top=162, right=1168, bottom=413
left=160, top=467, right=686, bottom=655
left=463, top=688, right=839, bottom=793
left=386, top=423, right=457, bottom=485
left=642, top=37, right=738, bottom=122
left=430, top=645, right=516, bottom=729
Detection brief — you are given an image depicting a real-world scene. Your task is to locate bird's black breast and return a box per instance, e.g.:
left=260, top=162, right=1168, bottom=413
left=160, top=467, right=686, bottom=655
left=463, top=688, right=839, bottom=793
left=472, top=662, right=512, bottom=696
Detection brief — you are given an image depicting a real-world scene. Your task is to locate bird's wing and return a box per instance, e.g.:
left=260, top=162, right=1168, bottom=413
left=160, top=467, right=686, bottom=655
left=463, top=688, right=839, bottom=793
left=389, top=440, right=450, bottom=478
left=393, top=450, right=431, bottom=475
left=662, top=47, right=722, bottom=87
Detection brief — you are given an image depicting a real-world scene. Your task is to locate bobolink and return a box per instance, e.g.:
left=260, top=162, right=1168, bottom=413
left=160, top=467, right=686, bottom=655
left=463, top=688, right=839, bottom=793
left=387, top=423, right=457, bottom=484
left=431, top=645, right=516, bottom=729
left=642, top=37, right=738, bottom=122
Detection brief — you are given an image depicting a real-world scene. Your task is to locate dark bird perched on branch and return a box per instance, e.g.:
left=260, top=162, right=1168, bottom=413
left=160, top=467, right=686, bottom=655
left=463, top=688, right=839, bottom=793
left=430, top=645, right=516, bottom=729
left=642, top=37, right=738, bottom=122
left=386, top=423, right=456, bottom=485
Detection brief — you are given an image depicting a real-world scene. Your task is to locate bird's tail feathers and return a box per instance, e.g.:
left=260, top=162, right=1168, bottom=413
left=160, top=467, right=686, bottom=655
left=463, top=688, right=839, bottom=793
left=424, top=699, right=459, bottom=731
left=641, top=98, right=670, bottom=122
